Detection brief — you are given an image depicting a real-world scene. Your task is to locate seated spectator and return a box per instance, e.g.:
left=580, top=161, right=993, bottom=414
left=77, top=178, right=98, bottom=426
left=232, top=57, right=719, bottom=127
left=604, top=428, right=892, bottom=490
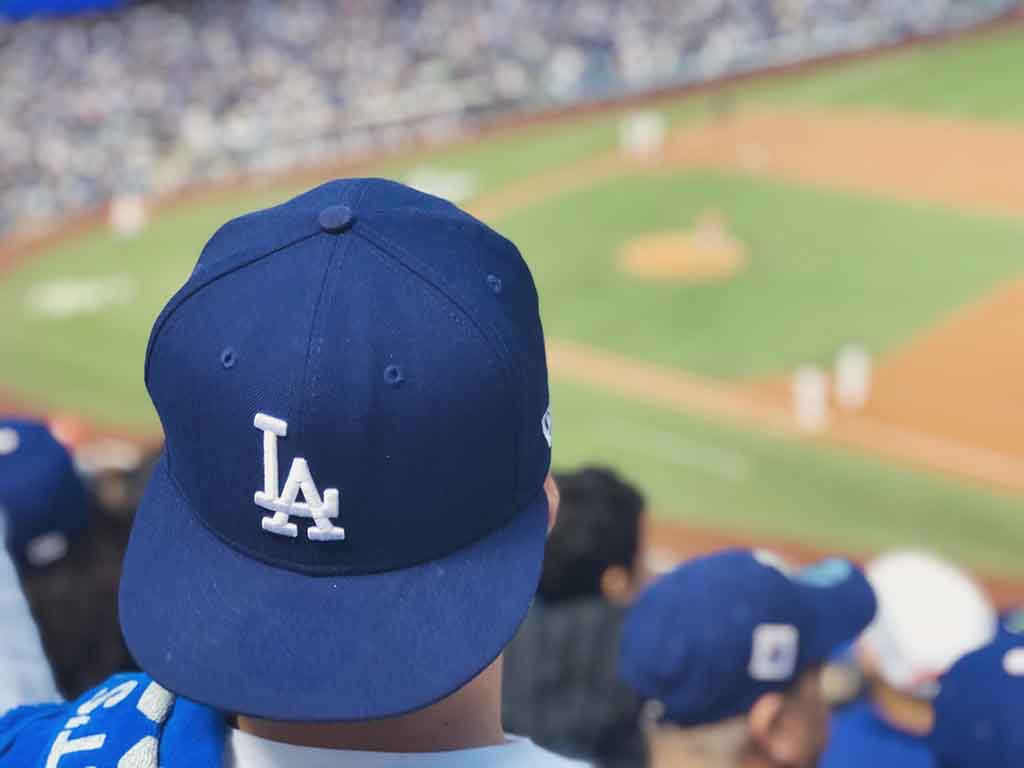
left=820, top=551, right=996, bottom=768
left=620, top=549, right=876, bottom=768
left=1, top=419, right=149, bottom=699
left=503, top=466, right=649, bottom=767
left=928, top=630, right=1024, bottom=768
left=0, top=417, right=84, bottom=712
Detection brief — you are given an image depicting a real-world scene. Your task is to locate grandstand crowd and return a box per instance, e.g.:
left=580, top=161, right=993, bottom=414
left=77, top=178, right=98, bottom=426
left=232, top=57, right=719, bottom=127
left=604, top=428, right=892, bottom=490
left=0, top=0, right=1012, bottom=233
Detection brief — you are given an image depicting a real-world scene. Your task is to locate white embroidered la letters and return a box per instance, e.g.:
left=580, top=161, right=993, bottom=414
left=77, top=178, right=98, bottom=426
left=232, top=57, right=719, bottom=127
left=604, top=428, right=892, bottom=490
left=254, top=413, right=345, bottom=541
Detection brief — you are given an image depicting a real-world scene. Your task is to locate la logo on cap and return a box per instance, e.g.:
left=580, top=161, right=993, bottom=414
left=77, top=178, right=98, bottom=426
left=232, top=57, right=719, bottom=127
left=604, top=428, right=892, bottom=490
left=254, top=413, right=345, bottom=542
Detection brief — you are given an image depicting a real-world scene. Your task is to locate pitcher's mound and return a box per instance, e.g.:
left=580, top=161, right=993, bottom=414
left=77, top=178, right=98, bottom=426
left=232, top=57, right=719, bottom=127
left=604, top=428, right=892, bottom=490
left=619, top=210, right=747, bottom=282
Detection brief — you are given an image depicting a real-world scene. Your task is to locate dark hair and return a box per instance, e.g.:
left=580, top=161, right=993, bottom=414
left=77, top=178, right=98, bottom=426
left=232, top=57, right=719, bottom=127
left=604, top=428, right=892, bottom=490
left=538, top=466, right=645, bottom=603
left=18, top=504, right=137, bottom=698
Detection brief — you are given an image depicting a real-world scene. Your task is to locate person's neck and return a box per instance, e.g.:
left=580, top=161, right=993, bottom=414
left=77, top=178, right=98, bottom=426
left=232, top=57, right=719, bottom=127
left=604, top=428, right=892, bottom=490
left=739, top=752, right=777, bottom=768
left=234, top=656, right=506, bottom=753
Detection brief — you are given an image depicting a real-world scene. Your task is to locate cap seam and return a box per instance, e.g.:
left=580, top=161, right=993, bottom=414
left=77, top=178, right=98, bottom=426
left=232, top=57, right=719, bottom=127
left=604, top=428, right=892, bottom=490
left=293, top=236, right=342, bottom=447
left=351, top=220, right=527, bottom=501
left=144, top=230, right=320, bottom=393
left=352, top=223, right=515, bottom=367
left=307, top=183, right=369, bottom=415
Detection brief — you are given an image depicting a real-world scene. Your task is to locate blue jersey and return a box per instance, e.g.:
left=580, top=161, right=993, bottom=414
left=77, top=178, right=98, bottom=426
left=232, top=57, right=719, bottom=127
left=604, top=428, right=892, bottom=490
left=820, top=698, right=934, bottom=768
left=0, top=673, right=223, bottom=767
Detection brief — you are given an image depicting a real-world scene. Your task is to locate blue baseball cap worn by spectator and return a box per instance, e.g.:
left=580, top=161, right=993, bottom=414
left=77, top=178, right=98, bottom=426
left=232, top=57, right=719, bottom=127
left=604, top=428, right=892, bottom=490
left=119, top=178, right=553, bottom=723
left=0, top=418, right=88, bottom=567
left=620, top=548, right=877, bottom=726
left=929, top=634, right=1024, bottom=768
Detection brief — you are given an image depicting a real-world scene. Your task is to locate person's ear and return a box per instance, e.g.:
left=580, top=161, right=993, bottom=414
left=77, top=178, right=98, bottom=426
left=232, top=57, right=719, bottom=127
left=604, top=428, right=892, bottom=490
left=749, top=691, right=811, bottom=767
left=748, top=692, right=798, bottom=765
left=600, top=564, right=633, bottom=604
left=748, top=691, right=783, bottom=746
left=543, top=473, right=560, bottom=534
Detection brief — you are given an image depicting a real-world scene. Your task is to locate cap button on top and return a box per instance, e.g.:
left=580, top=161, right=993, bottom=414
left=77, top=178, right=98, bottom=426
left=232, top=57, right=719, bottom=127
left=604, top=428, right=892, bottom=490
left=318, top=205, right=355, bottom=234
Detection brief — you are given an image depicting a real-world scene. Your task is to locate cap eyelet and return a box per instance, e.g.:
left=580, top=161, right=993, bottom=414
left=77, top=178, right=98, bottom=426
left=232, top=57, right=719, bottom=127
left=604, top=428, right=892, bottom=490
left=485, top=274, right=503, bottom=294
left=220, top=347, right=237, bottom=369
left=384, top=364, right=404, bottom=386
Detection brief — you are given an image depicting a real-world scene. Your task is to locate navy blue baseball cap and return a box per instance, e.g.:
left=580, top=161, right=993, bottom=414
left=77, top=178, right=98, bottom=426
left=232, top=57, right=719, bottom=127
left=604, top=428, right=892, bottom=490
left=929, top=634, right=1024, bottom=768
left=119, top=179, right=552, bottom=721
left=619, top=549, right=876, bottom=725
left=0, top=418, right=88, bottom=567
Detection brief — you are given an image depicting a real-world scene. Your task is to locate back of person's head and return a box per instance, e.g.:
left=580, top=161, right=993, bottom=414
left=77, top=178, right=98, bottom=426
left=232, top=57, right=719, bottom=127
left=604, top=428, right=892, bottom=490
left=0, top=418, right=136, bottom=698
left=0, top=418, right=88, bottom=569
left=503, top=466, right=649, bottom=765
left=929, top=630, right=1024, bottom=768
left=620, top=549, right=877, bottom=768
left=538, top=466, right=645, bottom=604
left=18, top=501, right=138, bottom=698
left=117, top=178, right=555, bottom=730
left=858, top=550, right=996, bottom=735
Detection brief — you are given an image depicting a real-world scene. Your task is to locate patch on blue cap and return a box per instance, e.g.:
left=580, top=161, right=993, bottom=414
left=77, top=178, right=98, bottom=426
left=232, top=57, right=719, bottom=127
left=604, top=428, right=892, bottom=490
left=0, top=427, right=20, bottom=455
left=1004, top=647, right=1024, bottom=676
left=749, top=623, right=799, bottom=682
left=0, top=419, right=88, bottom=565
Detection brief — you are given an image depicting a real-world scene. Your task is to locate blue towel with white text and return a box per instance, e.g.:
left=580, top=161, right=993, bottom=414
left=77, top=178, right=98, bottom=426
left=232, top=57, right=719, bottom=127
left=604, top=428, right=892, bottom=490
left=0, top=673, right=224, bottom=767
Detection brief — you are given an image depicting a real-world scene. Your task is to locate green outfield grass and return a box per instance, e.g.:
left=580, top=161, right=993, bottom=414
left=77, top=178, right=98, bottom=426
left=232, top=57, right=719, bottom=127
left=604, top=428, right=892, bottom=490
left=1, top=24, right=1022, bottom=574
left=551, top=379, right=1024, bottom=576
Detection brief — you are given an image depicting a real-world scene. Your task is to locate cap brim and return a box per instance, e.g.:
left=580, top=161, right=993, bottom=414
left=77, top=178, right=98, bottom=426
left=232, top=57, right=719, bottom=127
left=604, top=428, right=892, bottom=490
left=120, top=454, right=547, bottom=721
left=794, top=559, right=877, bottom=663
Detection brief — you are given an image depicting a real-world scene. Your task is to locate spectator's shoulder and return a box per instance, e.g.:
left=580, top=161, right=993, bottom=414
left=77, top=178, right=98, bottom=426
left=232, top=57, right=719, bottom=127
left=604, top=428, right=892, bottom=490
left=0, top=673, right=224, bottom=768
left=506, top=737, right=593, bottom=766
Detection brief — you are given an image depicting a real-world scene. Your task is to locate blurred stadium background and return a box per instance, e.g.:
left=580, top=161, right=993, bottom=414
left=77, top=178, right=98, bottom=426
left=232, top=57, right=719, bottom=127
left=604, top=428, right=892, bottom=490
left=1, top=0, right=1022, bottom=602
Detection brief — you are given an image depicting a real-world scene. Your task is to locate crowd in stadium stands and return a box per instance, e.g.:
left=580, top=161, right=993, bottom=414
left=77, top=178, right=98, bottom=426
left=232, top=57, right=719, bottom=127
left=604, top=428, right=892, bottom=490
left=0, top=0, right=1012, bottom=234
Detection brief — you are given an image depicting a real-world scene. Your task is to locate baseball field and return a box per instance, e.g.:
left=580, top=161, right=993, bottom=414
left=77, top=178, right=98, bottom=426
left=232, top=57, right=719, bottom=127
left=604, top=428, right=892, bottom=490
left=1, top=24, right=1022, bottom=587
